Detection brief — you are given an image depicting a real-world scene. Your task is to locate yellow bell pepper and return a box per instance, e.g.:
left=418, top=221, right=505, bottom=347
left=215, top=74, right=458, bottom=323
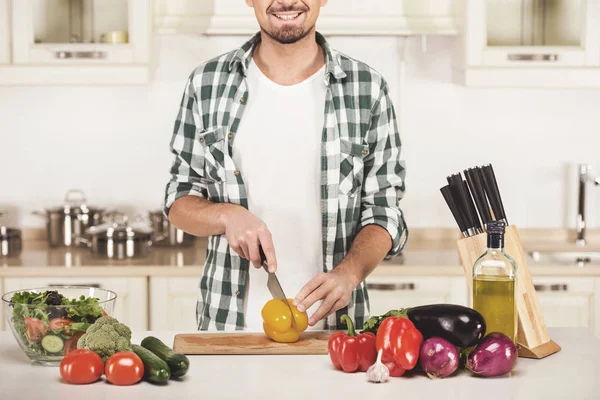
left=261, top=298, right=309, bottom=343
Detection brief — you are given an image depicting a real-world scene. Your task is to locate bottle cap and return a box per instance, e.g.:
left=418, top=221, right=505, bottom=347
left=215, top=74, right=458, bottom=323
left=487, top=221, right=506, bottom=234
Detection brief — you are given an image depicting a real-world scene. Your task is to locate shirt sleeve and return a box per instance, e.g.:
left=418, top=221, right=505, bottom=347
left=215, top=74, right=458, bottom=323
left=357, top=80, right=408, bottom=256
left=163, top=73, right=209, bottom=217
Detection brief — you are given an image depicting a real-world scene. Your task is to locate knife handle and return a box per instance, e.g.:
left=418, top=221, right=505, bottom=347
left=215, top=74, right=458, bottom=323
left=480, top=164, right=508, bottom=223
left=464, top=167, right=493, bottom=226
left=259, top=245, right=267, bottom=265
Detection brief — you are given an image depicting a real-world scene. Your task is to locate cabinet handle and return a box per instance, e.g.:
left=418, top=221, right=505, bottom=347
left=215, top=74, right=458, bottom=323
left=55, top=51, right=107, bottom=60
left=507, top=54, right=559, bottom=62
left=48, top=283, right=101, bottom=288
left=534, top=284, right=568, bottom=292
left=367, top=283, right=415, bottom=291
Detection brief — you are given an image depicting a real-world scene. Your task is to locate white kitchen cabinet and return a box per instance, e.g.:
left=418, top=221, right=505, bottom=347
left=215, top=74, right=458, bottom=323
left=1, top=0, right=151, bottom=85
left=150, top=277, right=199, bottom=331
left=532, top=277, right=599, bottom=337
left=0, top=0, right=8, bottom=64
left=155, top=0, right=459, bottom=36
left=454, top=0, right=600, bottom=88
left=2, top=276, right=148, bottom=332
left=365, top=276, right=468, bottom=317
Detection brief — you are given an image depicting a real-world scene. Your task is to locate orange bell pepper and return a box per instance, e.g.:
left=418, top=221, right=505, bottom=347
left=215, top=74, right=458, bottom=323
left=261, top=298, right=309, bottom=343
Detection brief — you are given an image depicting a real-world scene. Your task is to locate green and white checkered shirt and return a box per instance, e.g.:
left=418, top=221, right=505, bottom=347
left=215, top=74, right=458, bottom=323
left=164, top=32, right=407, bottom=331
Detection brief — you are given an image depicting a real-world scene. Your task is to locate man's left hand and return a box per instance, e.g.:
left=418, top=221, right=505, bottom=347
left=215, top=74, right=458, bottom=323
left=293, top=267, right=358, bottom=326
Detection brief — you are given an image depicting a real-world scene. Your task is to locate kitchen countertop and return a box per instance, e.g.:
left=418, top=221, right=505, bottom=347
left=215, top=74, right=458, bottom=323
left=3, top=228, right=600, bottom=277
left=0, top=328, right=598, bottom=400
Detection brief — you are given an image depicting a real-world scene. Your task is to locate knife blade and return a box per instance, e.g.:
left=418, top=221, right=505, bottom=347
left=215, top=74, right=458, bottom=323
left=480, top=164, right=508, bottom=225
left=259, top=245, right=297, bottom=330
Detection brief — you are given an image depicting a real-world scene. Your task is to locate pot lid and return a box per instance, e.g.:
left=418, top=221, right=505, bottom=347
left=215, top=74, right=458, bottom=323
left=45, top=189, right=105, bottom=214
left=86, top=214, right=153, bottom=238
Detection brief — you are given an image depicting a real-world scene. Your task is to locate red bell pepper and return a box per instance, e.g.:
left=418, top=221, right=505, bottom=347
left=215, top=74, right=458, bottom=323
left=328, top=315, right=377, bottom=373
left=375, top=316, right=423, bottom=377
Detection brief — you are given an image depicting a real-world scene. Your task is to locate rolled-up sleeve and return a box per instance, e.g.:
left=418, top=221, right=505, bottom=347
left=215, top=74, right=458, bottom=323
left=357, top=81, right=408, bottom=256
left=163, top=73, right=208, bottom=217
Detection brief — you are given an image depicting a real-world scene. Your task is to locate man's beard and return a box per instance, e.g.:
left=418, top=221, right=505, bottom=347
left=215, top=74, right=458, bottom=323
left=262, top=24, right=314, bottom=45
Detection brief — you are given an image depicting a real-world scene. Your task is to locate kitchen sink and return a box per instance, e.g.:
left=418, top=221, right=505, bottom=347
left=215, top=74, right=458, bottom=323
left=528, top=251, right=600, bottom=266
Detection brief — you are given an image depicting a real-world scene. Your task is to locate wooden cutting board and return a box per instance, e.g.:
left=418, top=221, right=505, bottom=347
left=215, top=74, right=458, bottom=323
left=172, top=331, right=332, bottom=355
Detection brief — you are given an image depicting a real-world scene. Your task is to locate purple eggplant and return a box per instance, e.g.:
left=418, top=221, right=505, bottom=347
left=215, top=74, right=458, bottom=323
left=466, top=332, right=518, bottom=377
left=419, top=337, right=460, bottom=379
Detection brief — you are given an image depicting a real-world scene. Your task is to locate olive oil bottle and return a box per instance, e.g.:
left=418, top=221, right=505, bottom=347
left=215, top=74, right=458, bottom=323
left=472, top=221, right=517, bottom=342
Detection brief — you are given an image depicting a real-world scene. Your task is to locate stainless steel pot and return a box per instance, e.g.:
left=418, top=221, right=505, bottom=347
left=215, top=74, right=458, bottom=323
left=78, top=213, right=153, bottom=259
left=33, top=189, right=110, bottom=248
left=148, top=210, right=195, bottom=247
left=0, top=226, right=22, bottom=258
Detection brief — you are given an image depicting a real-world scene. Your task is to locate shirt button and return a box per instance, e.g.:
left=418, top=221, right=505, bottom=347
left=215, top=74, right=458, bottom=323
left=199, top=138, right=205, bottom=143
left=228, top=132, right=233, bottom=140
left=362, top=149, right=368, bottom=156
left=240, top=97, right=245, bottom=104
left=233, top=170, right=240, bottom=176
left=235, top=290, right=241, bottom=296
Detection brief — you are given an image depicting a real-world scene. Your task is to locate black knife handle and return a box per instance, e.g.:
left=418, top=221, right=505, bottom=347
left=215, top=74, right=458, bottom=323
left=447, top=173, right=481, bottom=232
left=259, top=245, right=267, bottom=265
left=464, top=167, right=493, bottom=226
left=480, top=164, right=508, bottom=223
left=462, top=180, right=482, bottom=231
left=440, top=185, right=468, bottom=235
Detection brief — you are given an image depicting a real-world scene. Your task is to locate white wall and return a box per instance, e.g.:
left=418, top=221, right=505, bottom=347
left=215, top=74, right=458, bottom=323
left=1, top=33, right=599, bottom=231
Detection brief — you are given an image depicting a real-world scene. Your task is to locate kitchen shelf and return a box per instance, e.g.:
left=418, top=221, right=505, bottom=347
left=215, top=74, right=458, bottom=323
left=453, top=0, right=600, bottom=88
left=0, top=0, right=152, bottom=85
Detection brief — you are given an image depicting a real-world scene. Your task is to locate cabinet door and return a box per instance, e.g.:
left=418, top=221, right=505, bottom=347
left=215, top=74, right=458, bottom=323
left=150, top=277, right=199, bottom=332
left=365, top=277, right=461, bottom=317
left=0, top=0, right=8, bottom=64
left=2, top=277, right=148, bottom=332
left=11, top=0, right=150, bottom=64
left=532, top=277, right=595, bottom=330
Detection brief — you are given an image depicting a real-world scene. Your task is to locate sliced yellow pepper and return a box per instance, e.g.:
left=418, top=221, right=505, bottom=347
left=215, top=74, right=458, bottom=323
left=261, top=298, right=309, bottom=343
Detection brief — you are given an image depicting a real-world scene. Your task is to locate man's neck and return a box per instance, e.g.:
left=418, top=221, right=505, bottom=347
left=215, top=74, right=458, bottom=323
left=252, top=30, right=325, bottom=86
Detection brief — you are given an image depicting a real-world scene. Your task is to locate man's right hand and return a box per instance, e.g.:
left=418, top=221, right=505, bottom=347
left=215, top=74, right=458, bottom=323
left=220, top=204, right=277, bottom=272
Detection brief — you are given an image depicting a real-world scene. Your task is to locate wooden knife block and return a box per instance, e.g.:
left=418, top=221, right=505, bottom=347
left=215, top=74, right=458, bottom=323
left=456, top=225, right=561, bottom=359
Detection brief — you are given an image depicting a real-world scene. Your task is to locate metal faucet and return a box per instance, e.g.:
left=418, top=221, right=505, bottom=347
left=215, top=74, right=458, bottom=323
left=576, top=164, right=600, bottom=246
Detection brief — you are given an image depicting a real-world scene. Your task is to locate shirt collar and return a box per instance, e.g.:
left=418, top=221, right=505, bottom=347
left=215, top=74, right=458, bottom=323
left=228, top=31, right=347, bottom=83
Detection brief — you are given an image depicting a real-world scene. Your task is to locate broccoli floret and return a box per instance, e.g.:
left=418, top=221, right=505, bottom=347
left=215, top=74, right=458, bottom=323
left=77, top=316, right=132, bottom=361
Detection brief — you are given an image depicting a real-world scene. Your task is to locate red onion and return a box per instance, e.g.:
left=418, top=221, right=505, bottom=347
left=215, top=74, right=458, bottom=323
left=419, top=337, right=459, bottom=379
left=466, top=332, right=518, bottom=377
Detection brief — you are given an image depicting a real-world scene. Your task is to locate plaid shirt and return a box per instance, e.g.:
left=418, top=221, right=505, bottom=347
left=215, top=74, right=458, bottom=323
left=164, top=32, right=407, bottom=331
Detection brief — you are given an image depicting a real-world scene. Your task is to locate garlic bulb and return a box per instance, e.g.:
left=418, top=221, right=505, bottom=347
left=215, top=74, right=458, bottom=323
left=366, top=349, right=389, bottom=383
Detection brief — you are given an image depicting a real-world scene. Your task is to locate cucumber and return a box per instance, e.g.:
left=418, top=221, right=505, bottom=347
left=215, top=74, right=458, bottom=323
left=141, top=336, right=190, bottom=378
left=131, top=344, right=170, bottom=385
left=41, top=335, right=64, bottom=354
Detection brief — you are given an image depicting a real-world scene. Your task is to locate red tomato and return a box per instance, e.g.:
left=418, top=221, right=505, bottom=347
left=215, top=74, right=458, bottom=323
left=64, top=332, right=84, bottom=355
left=59, top=349, right=104, bottom=385
left=105, top=352, right=144, bottom=386
left=24, top=317, right=47, bottom=342
left=49, top=318, right=73, bottom=333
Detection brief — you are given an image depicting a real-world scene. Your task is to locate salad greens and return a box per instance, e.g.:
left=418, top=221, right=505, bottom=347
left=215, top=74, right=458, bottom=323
left=9, top=290, right=105, bottom=356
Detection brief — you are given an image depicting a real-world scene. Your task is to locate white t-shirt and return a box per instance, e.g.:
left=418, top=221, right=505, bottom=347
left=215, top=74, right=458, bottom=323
left=232, top=59, right=327, bottom=331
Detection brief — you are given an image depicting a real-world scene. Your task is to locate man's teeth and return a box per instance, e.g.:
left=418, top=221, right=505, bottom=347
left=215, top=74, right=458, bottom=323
left=274, top=13, right=300, bottom=20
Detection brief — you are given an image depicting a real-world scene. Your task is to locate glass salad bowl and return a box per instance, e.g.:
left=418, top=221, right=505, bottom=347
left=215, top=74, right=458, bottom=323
left=1, top=286, right=116, bottom=365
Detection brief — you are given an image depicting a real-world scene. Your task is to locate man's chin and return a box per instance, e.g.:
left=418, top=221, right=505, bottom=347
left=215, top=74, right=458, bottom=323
left=263, top=26, right=313, bottom=45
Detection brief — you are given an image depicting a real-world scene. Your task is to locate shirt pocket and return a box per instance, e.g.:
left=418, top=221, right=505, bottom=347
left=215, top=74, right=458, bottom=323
left=339, top=139, right=369, bottom=197
left=198, top=127, right=227, bottom=183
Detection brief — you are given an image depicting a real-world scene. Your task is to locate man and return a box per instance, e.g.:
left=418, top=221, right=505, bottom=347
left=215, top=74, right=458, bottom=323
left=163, top=0, right=407, bottom=331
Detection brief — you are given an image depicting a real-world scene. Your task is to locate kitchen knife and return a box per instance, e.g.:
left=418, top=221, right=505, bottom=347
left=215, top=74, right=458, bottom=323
left=447, top=173, right=482, bottom=235
left=440, top=185, right=470, bottom=237
left=480, top=164, right=508, bottom=225
left=464, top=167, right=493, bottom=228
left=259, top=245, right=297, bottom=330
